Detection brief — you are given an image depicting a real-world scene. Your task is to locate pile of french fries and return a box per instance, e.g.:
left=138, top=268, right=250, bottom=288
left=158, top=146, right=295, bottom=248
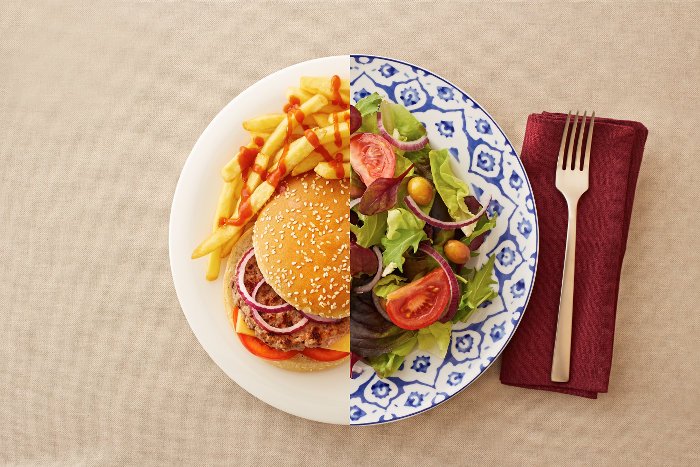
left=193, top=76, right=351, bottom=280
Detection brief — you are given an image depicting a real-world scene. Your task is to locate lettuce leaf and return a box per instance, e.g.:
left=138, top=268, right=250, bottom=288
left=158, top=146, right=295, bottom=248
left=355, top=93, right=383, bottom=134
left=394, top=153, right=414, bottom=177
left=403, top=146, right=433, bottom=181
left=380, top=208, right=427, bottom=271
left=367, top=321, right=451, bottom=378
left=429, top=149, right=472, bottom=220
left=354, top=92, right=383, bottom=117
left=350, top=291, right=416, bottom=360
left=453, top=255, right=498, bottom=322
left=464, top=213, right=498, bottom=245
left=417, top=321, right=453, bottom=358
left=367, top=335, right=417, bottom=378
left=373, top=274, right=406, bottom=298
left=380, top=100, right=427, bottom=141
left=350, top=212, right=387, bottom=248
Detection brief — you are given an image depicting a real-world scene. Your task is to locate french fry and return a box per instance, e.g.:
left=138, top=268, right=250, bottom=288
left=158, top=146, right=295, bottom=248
left=327, top=126, right=350, bottom=149
left=300, top=76, right=350, bottom=96
left=205, top=181, right=238, bottom=280
left=314, top=162, right=350, bottom=179
left=221, top=139, right=259, bottom=182
left=317, top=144, right=349, bottom=160
left=219, top=228, right=243, bottom=258
left=312, top=113, right=330, bottom=127
left=328, top=109, right=350, bottom=125
left=248, top=131, right=271, bottom=141
left=302, top=115, right=317, bottom=128
left=260, top=94, right=327, bottom=158
left=303, top=76, right=349, bottom=90
left=292, top=146, right=348, bottom=176
left=269, top=122, right=349, bottom=172
left=194, top=125, right=335, bottom=258
left=245, top=94, right=328, bottom=193
left=280, top=124, right=338, bottom=171
left=193, top=79, right=352, bottom=267
left=242, top=114, right=285, bottom=132
left=192, top=182, right=276, bottom=258
left=291, top=153, right=323, bottom=176
left=206, top=251, right=222, bottom=279
left=319, top=104, right=347, bottom=114
left=337, top=146, right=350, bottom=161
left=221, top=93, right=326, bottom=184
left=286, top=87, right=313, bottom=104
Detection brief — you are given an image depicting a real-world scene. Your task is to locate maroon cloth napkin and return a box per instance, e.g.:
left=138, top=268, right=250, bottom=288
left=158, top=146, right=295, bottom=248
left=500, top=112, right=648, bottom=398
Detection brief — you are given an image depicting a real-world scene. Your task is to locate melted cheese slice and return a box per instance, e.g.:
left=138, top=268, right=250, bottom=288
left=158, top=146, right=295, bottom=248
left=235, top=312, right=349, bottom=352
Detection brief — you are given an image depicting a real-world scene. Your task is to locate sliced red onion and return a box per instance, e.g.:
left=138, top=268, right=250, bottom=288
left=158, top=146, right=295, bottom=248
left=236, top=247, right=293, bottom=313
left=349, top=105, right=361, bottom=134
left=377, top=112, right=428, bottom=151
left=349, top=198, right=360, bottom=209
left=371, top=291, right=392, bottom=322
left=303, top=312, right=343, bottom=323
left=418, top=242, right=460, bottom=323
left=251, top=279, right=265, bottom=299
left=250, top=307, right=308, bottom=334
left=353, top=246, right=383, bottom=293
left=406, top=195, right=490, bottom=229
left=351, top=352, right=361, bottom=377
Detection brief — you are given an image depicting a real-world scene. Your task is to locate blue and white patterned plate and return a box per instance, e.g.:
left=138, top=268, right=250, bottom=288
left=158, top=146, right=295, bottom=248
left=350, top=55, right=539, bottom=425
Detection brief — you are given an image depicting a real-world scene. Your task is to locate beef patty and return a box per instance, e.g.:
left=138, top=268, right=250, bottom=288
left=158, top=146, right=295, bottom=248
left=231, top=253, right=349, bottom=351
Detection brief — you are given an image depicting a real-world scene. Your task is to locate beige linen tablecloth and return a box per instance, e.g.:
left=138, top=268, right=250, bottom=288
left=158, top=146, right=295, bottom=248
left=1, top=1, right=698, bottom=464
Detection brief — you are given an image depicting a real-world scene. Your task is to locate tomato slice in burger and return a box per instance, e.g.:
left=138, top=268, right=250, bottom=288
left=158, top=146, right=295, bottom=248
left=350, top=133, right=396, bottom=187
left=302, top=348, right=349, bottom=362
left=237, top=334, right=299, bottom=361
left=385, top=268, right=450, bottom=330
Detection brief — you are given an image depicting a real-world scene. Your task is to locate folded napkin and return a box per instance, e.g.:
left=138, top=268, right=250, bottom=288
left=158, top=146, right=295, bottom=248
left=500, top=112, right=648, bottom=398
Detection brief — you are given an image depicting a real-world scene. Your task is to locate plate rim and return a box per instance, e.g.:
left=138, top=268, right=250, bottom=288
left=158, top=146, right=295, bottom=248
left=349, top=54, right=540, bottom=426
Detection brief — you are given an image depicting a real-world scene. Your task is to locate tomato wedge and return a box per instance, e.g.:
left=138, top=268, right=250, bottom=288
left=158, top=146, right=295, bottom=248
left=232, top=306, right=299, bottom=360
left=350, top=133, right=396, bottom=187
left=237, top=334, right=299, bottom=360
left=385, top=268, right=450, bottom=330
left=302, top=348, right=349, bottom=362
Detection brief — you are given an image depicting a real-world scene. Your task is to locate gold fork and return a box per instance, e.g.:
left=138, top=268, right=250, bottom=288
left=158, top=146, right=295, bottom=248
left=551, top=110, right=596, bottom=383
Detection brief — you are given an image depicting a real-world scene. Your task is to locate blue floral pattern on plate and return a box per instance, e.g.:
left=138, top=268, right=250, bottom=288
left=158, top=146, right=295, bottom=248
left=350, top=55, right=539, bottom=425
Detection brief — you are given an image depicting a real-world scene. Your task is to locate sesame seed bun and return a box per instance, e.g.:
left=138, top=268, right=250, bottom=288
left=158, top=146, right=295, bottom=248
left=253, top=174, right=350, bottom=319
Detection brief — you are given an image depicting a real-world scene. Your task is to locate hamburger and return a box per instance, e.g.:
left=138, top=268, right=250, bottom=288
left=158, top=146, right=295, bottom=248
left=223, top=174, right=350, bottom=371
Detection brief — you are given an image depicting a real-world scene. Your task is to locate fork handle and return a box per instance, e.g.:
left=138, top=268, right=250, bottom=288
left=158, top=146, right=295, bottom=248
left=551, top=199, right=578, bottom=382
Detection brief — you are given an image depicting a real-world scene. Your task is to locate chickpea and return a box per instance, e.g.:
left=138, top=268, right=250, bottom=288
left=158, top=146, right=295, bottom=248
left=407, top=176, right=434, bottom=206
left=444, top=240, right=470, bottom=264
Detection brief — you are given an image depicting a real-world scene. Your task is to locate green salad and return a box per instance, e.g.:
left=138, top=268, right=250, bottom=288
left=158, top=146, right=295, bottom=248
left=349, top=93, right=498, bottom=378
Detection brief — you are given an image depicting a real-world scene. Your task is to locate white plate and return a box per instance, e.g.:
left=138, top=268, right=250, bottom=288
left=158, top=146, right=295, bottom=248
left=169, top=56, right=350, bottom=425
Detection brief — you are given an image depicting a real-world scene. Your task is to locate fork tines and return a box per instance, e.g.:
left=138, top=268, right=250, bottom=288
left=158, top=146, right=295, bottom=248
left=557, top=111, right=596, bottom=172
